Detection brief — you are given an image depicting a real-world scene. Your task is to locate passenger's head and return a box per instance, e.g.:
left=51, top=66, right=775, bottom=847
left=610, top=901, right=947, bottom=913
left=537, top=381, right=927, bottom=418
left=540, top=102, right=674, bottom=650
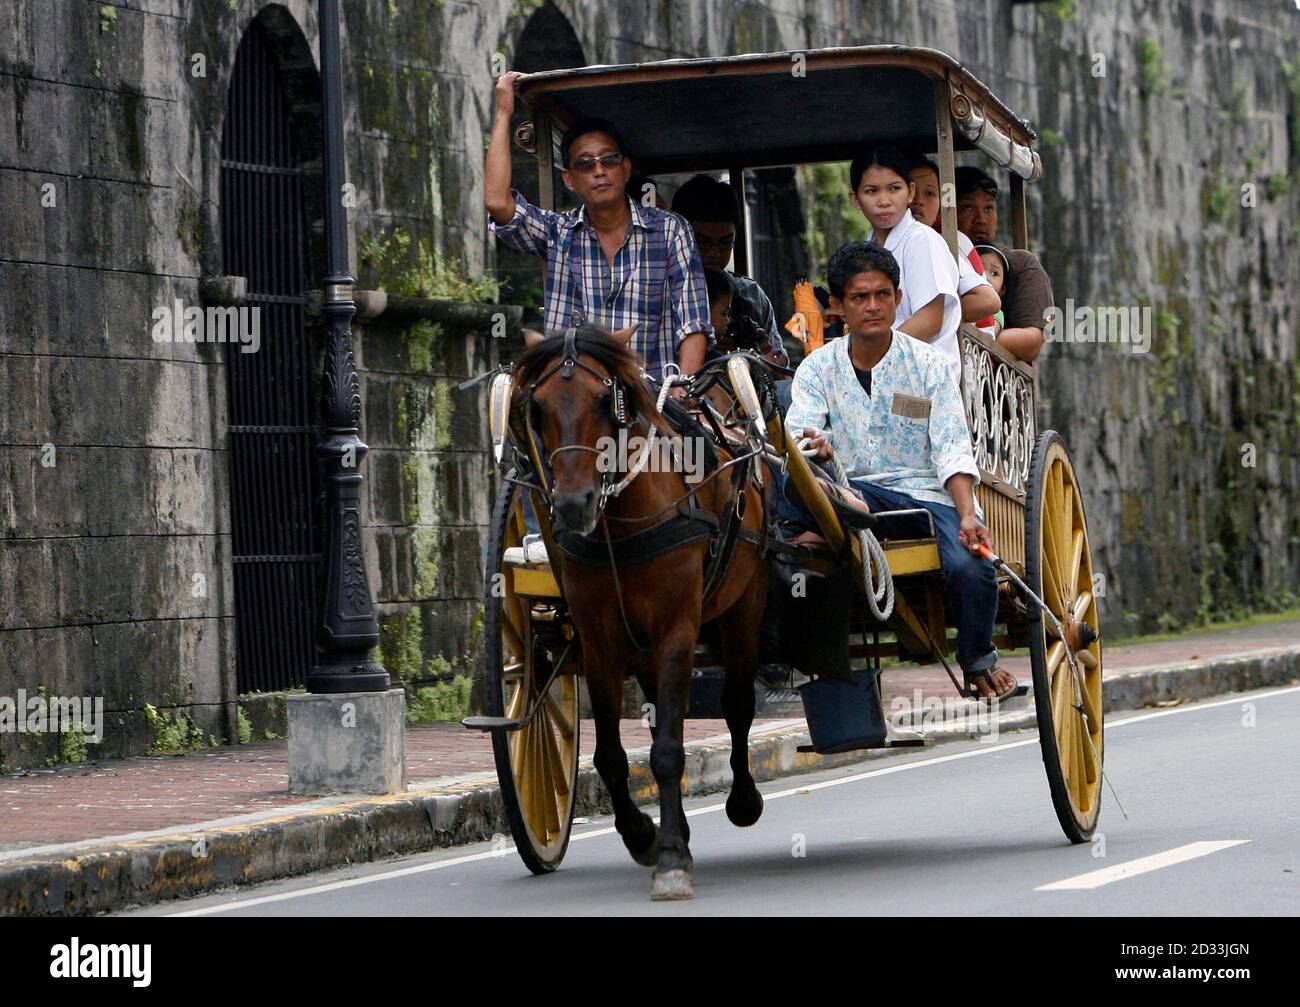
left=975, top=244, right=1008, bottom=297
left=560, top=117, right=632, bottom=212
left=671, top=174, right=740, bottom=271
left=848, top=145, right=915, bottom=234
left=703, top=268, right=735, bottom=339
left=956, top=166, right=999, bottom=243
left=908, top=158, right=942, bottom=227
left=827, top=240, right=901, bottom=339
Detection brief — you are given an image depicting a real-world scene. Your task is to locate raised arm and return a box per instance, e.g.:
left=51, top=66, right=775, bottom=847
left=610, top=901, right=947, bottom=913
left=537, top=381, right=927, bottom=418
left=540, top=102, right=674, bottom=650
left=666, top=220, right=710, bottom=376
left=485, top=71, right=523, bottom=226
left=961, top=284, right=1000, bottom=323
left=897, top=294, right=946, bottom=342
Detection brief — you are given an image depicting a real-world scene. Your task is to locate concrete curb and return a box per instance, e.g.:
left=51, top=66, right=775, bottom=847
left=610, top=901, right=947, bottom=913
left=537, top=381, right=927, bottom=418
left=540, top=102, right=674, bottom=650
left=2, top=644, right=1297, bottom=916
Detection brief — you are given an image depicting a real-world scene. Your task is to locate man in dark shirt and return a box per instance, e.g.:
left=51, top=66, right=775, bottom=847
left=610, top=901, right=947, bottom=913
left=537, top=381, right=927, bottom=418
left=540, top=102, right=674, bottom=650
left=955, top=166, right=1052, bottom=363
left=670, top=174, right=789, bottom=367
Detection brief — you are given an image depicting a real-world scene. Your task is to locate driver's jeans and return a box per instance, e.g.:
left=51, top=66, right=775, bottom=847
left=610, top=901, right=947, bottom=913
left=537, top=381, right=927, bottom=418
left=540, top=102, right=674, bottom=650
left=776, top=475, right=1000, bottom=677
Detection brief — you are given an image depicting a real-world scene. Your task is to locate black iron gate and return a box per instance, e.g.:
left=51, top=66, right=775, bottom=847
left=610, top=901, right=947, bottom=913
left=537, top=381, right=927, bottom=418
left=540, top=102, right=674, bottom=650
left=220, top=23, right=321, bottom=693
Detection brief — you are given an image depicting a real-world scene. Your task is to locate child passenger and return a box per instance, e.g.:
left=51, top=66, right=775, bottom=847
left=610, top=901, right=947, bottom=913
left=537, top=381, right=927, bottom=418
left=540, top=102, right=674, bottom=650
left=909, top=158, right=998, bottom=331
left=974, top=244, right=1008, bottom=337
left=848, top=145, right=963, bottom=384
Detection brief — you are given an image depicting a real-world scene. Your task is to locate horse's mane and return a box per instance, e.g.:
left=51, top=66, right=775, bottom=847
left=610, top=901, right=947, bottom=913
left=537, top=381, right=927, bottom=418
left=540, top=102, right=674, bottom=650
left=513, top=325, right=663, bottom=428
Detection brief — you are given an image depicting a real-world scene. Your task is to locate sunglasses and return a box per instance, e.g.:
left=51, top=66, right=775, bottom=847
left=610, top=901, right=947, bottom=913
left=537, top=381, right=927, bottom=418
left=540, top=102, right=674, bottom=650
left=570, top=152, right=625, bottom=172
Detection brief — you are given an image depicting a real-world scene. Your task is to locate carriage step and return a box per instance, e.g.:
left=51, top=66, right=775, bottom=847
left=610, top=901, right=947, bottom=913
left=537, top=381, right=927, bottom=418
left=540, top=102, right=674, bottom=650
left=796, top=735, right=930, bottom=754
left=503, top=535, right=550, bottom=566
left=462, top=715, right=525, bottom=732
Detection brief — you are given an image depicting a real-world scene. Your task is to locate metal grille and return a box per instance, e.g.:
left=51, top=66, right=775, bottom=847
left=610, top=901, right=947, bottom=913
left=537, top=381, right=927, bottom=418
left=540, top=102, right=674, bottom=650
left=220, top=23, right=320, bottom=693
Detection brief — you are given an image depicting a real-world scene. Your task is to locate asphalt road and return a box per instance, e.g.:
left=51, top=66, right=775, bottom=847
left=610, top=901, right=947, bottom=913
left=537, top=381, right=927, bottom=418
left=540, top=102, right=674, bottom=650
left=127, top=685, right=1300, bottom=916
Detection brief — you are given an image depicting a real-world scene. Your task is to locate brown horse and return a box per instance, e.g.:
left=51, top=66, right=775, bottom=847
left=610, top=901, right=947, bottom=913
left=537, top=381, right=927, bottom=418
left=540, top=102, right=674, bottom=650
left=513, top=324, right=771, bottom=900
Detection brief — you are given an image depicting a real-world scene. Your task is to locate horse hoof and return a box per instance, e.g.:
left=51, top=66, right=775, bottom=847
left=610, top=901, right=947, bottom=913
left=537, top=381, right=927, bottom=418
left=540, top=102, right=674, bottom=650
left=627, top=819, right=660, bottom=868
left=651, top=868, right=694, bottom=901
left=726, top=787, right=764, bottom=827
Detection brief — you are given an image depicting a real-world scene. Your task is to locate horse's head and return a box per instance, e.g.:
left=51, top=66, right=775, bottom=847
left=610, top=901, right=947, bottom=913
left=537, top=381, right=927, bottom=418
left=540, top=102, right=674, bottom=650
left=513, top=323, right=657, bottom=536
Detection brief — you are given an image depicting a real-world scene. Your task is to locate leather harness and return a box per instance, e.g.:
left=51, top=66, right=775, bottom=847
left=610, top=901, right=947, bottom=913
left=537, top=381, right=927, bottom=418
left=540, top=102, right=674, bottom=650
left=518, top=337, right=772, bottom=619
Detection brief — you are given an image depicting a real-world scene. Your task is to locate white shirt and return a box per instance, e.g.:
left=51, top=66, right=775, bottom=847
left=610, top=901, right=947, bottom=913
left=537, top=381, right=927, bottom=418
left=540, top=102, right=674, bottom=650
left=873, top=210, right=962, bottom=383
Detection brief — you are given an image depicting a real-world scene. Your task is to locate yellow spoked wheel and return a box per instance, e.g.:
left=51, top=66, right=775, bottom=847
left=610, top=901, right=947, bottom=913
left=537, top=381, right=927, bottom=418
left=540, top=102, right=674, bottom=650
left=484, top=473, right=580, bottom=874
left=1024, top=432, right=1104, bottom=843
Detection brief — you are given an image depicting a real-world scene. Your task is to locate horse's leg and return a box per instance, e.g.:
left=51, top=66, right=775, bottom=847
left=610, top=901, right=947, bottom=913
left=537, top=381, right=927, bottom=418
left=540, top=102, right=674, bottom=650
left=587, top=663, right=659, bottom=867
left=650, top=628, right=696, bottom=900
left=720, top=578, right=766, bottom=827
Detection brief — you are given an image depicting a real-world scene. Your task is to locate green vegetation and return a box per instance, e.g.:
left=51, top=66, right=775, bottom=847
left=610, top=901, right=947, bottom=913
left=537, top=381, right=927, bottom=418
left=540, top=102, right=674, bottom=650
left=1266, top=172, right=1291, bottom=200
left=236, top=707, right=253, bottom=745
left=1130, top=607, right=1300, bottom=646
left=406, top=320, right=441, bottom=373
left=406, top=676, right=474, bottom=724
left=1139, top=38, right=1165, bottom=96
left=358, top=227, right=499, bottom=304
left=1283, top=59, right=1300, bottom=158
left=60, top=727, right=88, bottom=765
left=797, top=162, right=870, bottom=284
left=143, top=704, right=207, bottom=754
left=381, top=607, right=426, bottom=680
left=1049, top=0, right=1077, bottom=21
left=99, top=5, right=117, bottom=33
left=1039, top=128, right=1066, bottom=152
left=1204, top=177, right=1232, bottom=222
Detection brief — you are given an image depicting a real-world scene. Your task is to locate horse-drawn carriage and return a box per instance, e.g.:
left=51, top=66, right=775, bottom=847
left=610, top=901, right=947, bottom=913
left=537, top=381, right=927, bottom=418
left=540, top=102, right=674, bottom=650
left=464, top=46, right=1104, bottom=898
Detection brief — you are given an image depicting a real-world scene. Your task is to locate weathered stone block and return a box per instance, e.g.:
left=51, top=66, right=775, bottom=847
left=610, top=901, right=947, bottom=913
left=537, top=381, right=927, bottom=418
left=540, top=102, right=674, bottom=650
left=287, top=688, right=406, bottom=795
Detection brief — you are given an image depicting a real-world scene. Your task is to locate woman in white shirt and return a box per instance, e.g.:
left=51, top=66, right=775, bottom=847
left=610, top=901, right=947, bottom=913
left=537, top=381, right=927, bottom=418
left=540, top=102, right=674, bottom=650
left=847, top=145, right=965, bottom=382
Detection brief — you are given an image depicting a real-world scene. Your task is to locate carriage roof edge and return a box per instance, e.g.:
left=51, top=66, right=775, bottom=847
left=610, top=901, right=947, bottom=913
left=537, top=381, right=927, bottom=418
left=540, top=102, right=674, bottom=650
left=514, top=45, right=1042, bottom=182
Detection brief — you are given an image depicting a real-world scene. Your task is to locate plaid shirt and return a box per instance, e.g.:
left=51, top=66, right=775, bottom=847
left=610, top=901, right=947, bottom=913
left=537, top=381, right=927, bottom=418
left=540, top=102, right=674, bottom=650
left=490, top=189, right=712, bottom=378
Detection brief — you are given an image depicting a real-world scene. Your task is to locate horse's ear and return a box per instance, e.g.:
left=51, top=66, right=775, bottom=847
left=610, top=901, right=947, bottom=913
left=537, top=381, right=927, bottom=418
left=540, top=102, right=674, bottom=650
left=611, top=323, right=639, bottom=346
left=522, top=328, right=545, bottom=348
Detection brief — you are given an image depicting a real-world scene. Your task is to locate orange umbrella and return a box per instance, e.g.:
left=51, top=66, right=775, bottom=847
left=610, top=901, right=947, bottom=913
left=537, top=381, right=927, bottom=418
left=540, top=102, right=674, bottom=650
left=785, top=279, right=824, bottom=352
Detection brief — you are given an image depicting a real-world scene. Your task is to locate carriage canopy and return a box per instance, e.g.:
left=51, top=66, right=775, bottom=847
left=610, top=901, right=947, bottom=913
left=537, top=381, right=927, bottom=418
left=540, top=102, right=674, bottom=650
left=516, top=45, right=1041, bottom=179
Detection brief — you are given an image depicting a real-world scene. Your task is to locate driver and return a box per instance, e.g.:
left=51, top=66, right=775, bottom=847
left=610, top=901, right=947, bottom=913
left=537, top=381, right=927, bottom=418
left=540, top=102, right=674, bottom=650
left=778, top=239, right=1018, bottom=702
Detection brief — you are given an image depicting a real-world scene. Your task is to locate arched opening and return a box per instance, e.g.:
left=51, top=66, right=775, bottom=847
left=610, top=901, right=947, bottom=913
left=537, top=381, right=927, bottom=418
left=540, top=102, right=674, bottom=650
left=496, top=2, right=587, bottom=328
left=219, top=9, right=324, bottom=693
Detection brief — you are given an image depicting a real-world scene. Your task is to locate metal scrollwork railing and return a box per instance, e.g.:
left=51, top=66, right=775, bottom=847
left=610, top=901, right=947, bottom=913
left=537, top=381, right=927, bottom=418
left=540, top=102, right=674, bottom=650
left=962, top=330, right=1035, bottom=496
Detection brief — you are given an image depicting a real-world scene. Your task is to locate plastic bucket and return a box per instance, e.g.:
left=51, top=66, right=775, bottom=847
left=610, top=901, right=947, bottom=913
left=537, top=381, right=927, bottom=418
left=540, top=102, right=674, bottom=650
left=798, top=669, right=888, bottom=753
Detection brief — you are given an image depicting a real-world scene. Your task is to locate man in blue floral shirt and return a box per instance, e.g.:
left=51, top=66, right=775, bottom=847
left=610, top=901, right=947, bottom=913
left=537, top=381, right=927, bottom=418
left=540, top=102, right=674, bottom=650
left=780, top=240, right=1017, bottom=701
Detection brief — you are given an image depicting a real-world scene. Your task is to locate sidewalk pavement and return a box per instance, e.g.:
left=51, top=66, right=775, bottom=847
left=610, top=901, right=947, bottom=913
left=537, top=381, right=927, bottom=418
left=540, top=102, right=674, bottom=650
left=2, top=618, right=1297, bottom=915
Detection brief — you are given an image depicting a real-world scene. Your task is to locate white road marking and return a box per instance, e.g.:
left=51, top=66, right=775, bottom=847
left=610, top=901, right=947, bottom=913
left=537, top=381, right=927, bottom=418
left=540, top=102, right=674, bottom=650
left=1036, top=840, right=1250, bottom=891
left=167, top=683, right=1300, bottom=916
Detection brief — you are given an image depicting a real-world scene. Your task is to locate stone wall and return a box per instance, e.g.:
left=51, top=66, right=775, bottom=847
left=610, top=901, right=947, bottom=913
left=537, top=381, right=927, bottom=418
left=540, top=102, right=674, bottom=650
left=0, top=0, right=508, bottom=770
left=0, top=0, right=1296, bottom=768
left=468, top=0, right=1299, bottom=634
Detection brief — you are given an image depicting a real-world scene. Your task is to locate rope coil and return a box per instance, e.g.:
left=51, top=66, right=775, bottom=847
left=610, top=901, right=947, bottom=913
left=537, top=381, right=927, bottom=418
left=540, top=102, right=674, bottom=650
left=796, top=435, right=895, bottom=622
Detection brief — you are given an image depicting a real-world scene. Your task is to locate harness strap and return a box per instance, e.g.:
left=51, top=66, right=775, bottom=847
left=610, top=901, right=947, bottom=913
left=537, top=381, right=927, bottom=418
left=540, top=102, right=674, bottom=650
left=700, top=458, right=752, bottom=606
left=554, top=510, right=717, bottom=566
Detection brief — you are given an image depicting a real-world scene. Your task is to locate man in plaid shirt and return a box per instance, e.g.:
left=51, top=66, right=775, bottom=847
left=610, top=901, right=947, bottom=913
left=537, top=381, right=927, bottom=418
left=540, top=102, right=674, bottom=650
left=485, top=72, right=712, bottom=379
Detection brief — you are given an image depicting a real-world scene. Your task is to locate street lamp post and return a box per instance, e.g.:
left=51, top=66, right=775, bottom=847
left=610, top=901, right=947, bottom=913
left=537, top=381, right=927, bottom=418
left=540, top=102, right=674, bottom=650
left=307, top=0, right=388, bottom=694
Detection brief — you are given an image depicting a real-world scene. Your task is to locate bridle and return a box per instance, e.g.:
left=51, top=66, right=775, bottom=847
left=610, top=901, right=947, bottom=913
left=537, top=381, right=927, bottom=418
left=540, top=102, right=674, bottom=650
left=511, top=335, right=779, bottom=652
left=518, top=326, right=657, bottom=514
